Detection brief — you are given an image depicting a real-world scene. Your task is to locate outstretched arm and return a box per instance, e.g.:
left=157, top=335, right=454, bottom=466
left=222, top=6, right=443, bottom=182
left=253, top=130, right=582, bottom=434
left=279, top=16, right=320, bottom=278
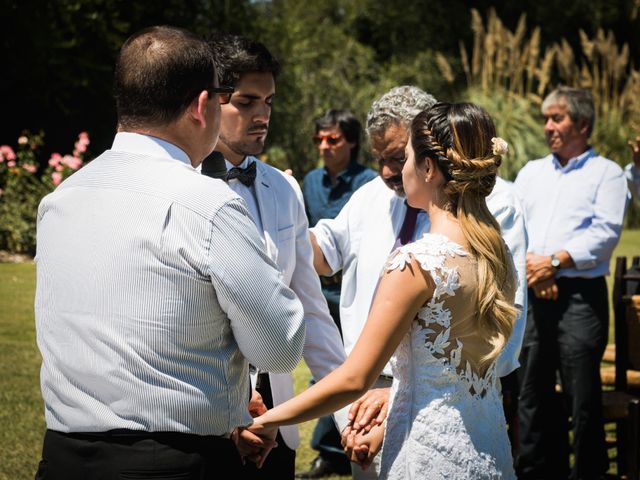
left=249, top=258, right=432, bottom=434
left=310, top=231, right=332, bottom=276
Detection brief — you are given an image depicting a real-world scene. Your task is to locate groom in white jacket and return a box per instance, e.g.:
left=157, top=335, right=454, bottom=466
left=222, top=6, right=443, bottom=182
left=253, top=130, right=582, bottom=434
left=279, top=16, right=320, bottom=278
left=202, top=34, right=348, bottom=479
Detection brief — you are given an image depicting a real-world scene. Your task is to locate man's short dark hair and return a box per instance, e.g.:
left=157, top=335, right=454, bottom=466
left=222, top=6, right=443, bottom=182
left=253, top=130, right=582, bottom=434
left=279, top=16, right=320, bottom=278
left=208, top=33, right=280, bottom=88
left=115, top=26, right=216, bottom=129
left=315, top=109, right=362, bottom=162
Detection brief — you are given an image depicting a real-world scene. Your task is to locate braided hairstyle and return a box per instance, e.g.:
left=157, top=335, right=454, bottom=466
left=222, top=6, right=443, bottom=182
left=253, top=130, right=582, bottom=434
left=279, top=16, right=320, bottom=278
left=411, top=102, right=516, bottom=365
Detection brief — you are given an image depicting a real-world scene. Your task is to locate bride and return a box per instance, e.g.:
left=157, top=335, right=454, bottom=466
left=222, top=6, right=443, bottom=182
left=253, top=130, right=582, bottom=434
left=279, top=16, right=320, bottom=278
left=249, top=102, right=518, bottom=479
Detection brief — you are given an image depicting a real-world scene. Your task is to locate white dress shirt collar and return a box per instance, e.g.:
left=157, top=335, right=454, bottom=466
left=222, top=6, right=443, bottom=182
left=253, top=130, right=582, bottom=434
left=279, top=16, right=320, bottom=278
left=220, top=155, right=264, bottom=236
left=111, top=132, right=192, bottom=167
left=224, top=156, right=254, bottom=173
left=551, top=147, right=594, bottom=172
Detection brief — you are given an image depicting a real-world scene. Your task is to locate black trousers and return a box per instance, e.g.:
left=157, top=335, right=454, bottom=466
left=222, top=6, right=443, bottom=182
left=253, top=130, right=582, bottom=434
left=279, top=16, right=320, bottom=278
left=240, top=374, right=296, bottom=479
left=516, top=277, right=609, bottom=480
left=35, top=428, right=242, bottom=480
left=308, top=285, right=350, bottom=472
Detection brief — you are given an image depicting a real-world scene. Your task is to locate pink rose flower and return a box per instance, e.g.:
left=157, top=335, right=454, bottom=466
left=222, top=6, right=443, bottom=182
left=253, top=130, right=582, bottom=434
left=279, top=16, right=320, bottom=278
left=55, top=164, right=64, bottom=172
left=74, top=141, right=87, bottom=154
left=62, top=155, right=82, bottom=170
left=8, top=160, right=16, bottom=167
left=51, top=172, right=63, bottom=185
left=0, top=145, right=16, bottom=161
left=23, top=164, right=37, bottom=173
left=49, top=153, right=62, bottom=167
left=78, top=132, right=90, bottom=144
left=18, top=136, right=28, bottom=145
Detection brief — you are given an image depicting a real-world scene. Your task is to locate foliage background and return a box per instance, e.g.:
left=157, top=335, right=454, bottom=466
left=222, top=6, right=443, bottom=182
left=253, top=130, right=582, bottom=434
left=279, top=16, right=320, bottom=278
left=1, top=2, right=639, bottom=477
left=2, top=0, right=639, bottom=177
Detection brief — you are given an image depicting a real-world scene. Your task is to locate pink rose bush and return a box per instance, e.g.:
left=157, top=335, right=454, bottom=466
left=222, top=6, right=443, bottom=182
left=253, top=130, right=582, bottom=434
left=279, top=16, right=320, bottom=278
left=0, top=131, right=92, bottom=254
left=44, top=132, right=88, bottom=188
left=0, top=145, right=17, bottom=162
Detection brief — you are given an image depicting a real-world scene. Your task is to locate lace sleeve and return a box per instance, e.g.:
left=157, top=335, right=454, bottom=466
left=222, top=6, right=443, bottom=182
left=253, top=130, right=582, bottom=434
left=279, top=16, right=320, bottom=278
left=384, top=234, right=468, bottom=299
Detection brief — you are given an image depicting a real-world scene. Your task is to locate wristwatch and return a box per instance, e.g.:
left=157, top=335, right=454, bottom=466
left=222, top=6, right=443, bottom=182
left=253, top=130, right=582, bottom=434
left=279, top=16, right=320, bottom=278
left=550, top=254, right=561, bottom=269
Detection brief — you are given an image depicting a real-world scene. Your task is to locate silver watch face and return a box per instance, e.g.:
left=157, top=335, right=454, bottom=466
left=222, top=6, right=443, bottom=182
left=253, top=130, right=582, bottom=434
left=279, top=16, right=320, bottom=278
left=551, top=256, right=560, bottom=268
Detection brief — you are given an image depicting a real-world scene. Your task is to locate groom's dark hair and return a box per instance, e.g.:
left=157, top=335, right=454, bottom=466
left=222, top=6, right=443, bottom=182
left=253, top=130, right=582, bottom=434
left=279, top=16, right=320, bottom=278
left=208, top=33, right=280, bottom=88
left=115, top=25, right=216, bottom=129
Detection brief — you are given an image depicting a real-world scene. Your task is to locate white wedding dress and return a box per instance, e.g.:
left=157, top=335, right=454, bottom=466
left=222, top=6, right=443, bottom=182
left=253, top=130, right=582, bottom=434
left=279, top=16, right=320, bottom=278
left=378, top=233, right=516, bottom=480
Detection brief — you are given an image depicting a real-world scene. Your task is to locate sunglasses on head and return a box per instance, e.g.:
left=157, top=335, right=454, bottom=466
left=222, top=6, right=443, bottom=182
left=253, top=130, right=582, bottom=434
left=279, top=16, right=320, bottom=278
left=312, top=133, right=343, bottom=146
left=208, top=85, right=235, bottom=105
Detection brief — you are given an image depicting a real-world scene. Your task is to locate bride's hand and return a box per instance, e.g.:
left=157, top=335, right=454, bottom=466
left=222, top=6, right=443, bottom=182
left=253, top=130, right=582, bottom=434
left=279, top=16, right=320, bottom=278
left=347, top=387, right=391, bottom=433
left=245, top=417, right=279, bottom=468
left=344, top=423, right=385, bottom=470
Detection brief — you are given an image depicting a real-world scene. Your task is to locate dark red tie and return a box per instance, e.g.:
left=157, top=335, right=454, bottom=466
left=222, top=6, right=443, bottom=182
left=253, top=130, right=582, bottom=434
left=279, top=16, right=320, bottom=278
left=398, top=205, right=419, bottom=246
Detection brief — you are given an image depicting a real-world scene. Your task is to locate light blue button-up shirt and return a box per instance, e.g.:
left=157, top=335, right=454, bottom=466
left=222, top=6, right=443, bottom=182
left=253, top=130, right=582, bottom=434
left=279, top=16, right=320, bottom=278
left=514, top=148, right=629, bottom=279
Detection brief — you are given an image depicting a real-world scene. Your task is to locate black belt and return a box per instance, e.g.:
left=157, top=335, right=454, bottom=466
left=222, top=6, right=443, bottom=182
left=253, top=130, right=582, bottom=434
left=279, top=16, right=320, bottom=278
left=52, top=429, right=228, bottom=440
left=320, top=272, right=342, bottom=286
left=256, top=372, right=270, bottom=390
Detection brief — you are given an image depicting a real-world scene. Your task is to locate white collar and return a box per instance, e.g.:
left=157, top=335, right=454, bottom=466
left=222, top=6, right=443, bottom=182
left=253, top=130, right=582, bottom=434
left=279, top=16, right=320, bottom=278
left=111, top=132, right=192, bottom=166
left=224, top=156, right=254, bottom=171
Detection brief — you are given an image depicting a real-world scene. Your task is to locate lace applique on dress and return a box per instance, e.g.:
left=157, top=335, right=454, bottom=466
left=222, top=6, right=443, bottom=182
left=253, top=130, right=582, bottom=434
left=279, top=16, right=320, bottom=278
left=385, top=233, right=496, bottom=398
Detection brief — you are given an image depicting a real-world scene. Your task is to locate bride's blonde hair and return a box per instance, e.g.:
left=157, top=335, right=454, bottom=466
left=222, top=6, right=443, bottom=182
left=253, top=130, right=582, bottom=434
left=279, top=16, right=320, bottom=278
left=410, top=102, right=517, bottom=365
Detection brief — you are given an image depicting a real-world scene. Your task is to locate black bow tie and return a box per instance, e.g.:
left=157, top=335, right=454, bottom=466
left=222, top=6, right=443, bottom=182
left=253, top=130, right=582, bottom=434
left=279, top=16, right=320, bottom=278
left=201, top=153, right=257, bottom=187
left=226, top=161, right=257, bottom=187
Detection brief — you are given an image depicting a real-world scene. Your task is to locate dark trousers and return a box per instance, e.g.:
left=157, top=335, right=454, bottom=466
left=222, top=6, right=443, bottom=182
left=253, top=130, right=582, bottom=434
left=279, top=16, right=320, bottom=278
left=501, top=370, right=520, bottom=458
left=307, top=286, right=350, bottom=472
left=35, top=428, right=242, bottom=480
left=517, top=277, right=609, bottom=480
left=240, top=374, right=296, bottom=479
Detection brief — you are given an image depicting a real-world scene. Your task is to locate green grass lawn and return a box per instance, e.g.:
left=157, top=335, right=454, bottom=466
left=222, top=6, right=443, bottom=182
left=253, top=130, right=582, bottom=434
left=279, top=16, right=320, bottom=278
left=1, top=229, right=638, bottom=479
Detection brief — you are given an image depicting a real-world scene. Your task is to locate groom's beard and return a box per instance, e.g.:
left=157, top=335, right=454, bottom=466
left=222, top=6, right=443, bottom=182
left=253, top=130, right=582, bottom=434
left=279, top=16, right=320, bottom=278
left=219, top=124, right=269, bottom=157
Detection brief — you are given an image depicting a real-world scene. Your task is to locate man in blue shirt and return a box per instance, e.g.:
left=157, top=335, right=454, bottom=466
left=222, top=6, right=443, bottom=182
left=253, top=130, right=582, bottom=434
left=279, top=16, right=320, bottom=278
left=514, top=87, right=629, bottom=480
left=297, top=109, right=377, bottom=479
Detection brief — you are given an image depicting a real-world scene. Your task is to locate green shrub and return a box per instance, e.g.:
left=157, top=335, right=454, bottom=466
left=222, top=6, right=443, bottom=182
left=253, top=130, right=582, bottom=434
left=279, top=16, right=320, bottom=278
left=0, top=132, right=90, bottom=255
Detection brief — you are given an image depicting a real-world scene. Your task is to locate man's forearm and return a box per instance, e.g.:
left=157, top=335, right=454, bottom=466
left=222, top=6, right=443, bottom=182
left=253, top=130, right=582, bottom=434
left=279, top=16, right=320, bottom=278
left=309, top=231, right=332, bottom=276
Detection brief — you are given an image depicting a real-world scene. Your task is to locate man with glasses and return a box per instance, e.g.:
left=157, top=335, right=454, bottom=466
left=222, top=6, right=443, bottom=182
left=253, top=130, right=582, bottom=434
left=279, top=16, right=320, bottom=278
left=310, top=86, right=528, bottom=479
left=202, top=34, right=348, bottom=480
left=296, top=109, right=376, bottom=479
left=33, top=26, right=306, bottom=479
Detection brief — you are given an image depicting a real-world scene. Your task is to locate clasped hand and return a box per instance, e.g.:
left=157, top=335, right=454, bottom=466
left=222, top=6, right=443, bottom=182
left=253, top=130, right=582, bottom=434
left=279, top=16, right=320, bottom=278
left=232, top=389, right=278, bottom=468
left=526, top=253, right=559, bottom=300
left=340, top=388, right=391, bottom=468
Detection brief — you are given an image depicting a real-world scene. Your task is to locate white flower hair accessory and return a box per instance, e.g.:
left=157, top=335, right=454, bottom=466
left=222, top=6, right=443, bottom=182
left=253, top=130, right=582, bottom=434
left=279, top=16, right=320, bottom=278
left=491, top=137, right=508, bottom=156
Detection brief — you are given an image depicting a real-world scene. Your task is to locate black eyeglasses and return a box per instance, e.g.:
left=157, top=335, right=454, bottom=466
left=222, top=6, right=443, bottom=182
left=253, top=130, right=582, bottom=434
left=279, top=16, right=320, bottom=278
left=209, top=85, right=234, bottom=104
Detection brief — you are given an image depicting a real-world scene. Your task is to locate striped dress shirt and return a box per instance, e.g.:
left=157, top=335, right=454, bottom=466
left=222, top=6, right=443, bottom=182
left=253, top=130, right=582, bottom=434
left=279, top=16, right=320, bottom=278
left=35, top=133, right=305, bottom=436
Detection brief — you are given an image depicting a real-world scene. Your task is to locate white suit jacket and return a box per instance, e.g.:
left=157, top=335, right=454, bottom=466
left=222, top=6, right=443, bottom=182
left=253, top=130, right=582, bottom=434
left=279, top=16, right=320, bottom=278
left=246, top=157, right=347, bottom=449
